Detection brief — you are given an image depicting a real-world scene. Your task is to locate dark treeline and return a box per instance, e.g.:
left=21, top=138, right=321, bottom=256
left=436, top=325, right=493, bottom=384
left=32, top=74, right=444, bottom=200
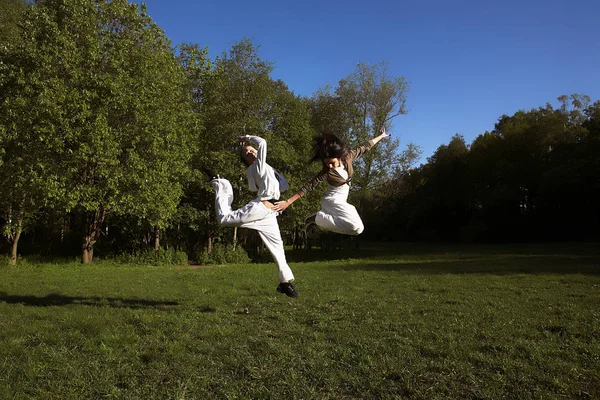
left=363, top=94, right=600, bottom=243
left=1, top=0, right=598, bottom=265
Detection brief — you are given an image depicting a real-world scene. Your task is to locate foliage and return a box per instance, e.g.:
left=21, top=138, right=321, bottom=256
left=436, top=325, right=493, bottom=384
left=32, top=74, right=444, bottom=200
left=0, top=0, right=193, bottom=262
left=368, top=94, right=600, bottom=242
left=1, top=0, right=598, bottom=259
left=195, top=242, right=251, bottom=265
left=306, top=62, right=415, bottom=216
left=0, top=0, right=27, bottom=46
left=112, top=248, right=188, bottom=266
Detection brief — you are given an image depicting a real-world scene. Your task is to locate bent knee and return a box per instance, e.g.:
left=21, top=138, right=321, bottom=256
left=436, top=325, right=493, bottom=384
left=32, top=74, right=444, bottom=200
left=348, top=224, right=364, bottom=236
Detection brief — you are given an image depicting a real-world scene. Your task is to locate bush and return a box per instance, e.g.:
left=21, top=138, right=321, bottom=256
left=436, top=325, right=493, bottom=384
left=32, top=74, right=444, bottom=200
left=195, top=243, right=251, bottom=265
left=113, top=248, right=188, bottom=266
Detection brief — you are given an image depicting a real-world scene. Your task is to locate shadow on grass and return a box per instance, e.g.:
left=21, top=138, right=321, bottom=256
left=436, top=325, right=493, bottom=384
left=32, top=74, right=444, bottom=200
left=286, top=241, right=600, bottom=263
left=0, top=292, right=179, bottom=309
left=336, top=255, right=600, bottom=275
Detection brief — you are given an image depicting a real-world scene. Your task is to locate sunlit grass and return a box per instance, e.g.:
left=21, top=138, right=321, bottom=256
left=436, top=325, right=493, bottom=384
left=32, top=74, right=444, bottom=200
left=1, top=243, right=599, bottom=399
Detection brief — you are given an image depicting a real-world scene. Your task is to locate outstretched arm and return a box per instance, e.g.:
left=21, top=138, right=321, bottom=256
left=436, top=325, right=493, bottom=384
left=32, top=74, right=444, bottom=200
left=348, top=128, right=392, bottom=161
left=274, top=192, right=301, bottom=212
left=372, top=128, right=391, bottom=145
left=274, top=168, right=328, bottom=212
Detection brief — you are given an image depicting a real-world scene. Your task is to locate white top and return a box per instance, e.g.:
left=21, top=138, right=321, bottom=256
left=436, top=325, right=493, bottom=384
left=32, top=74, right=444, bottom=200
left=324, top=166, right=350, bottom=200
left=245, top=135, right=285, bottom=201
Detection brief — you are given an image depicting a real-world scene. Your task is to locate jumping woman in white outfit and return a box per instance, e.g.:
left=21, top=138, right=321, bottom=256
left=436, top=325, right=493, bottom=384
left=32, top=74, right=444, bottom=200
left=205, top=135, right=297, bottom=298
left=275, top=129, right=391, bottom=235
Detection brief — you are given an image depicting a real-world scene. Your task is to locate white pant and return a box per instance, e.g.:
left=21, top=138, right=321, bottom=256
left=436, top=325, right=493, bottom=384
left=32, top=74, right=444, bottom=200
left=315, top=196, right=364, bottom=236
left=212, top=178, right=294, bottom=283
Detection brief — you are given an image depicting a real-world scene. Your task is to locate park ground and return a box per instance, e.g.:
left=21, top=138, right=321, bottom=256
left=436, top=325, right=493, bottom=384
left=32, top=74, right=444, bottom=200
left=1, top=242, right=599, bottom=399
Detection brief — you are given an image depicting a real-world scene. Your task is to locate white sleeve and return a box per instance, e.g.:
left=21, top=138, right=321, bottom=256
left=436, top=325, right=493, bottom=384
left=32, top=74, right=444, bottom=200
left=245, top=135, right=267, bottom=175
left=246, top=168, right=257, bottom=192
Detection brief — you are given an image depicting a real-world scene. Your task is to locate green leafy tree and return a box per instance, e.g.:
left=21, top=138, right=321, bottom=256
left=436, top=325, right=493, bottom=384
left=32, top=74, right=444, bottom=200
left=361, top=141, right=422, bottom=241
left=185, top=38, right=319, bottom=253
left=334, top=62, right=409, bottom=189
left=1, top=0, right=192, bottom=263
left=0, top=0, right=54, bottom=264
left=174, top=42, right=212, bottom=255
left=267, top=81, right=319, bottom=245
left=0, top=0, right=27, bottom=47
left=198, top=38, right=279, bottom=253
left=307, top=63, right=410, bottom=212
left=0, top=120, right=50, bottom=263
left=306, top=61, right=412, bottom=239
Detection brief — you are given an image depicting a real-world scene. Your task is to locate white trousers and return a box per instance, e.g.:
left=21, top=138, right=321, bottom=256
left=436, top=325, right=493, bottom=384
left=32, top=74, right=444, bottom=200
left=211, top=178, right=294, bottom=283
left=315, top=196, right=364, bottom=236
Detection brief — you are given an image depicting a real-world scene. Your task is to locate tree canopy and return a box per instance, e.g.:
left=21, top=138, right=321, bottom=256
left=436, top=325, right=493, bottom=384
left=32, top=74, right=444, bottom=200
left=1, top=0, right=597, bottom=265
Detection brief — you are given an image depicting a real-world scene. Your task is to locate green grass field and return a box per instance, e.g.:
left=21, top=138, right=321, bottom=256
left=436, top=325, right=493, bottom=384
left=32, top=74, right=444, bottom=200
left=1, top=243, right=599, bottom=399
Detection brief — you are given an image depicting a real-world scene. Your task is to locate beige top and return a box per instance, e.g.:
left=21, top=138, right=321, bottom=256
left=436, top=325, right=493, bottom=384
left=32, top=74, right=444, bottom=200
left=298, top=139, right=375, bottom=197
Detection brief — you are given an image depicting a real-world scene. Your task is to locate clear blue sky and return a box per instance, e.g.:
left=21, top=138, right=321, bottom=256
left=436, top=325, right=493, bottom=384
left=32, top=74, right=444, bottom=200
left=133, top=0, right=600, bottom=163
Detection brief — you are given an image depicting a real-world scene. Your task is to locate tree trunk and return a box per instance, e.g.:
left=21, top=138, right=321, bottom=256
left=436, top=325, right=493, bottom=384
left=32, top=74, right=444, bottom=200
left=7, top=201, right=24, bottom=265
left=10, top=226, right=22, bottom=265
left=154, top=226, right=160, bottom=250
left=233, top=227, right=238, bottom=250
left=206, top=205, right=213, bottom=254
left=81, top=206, right=106, bottom=264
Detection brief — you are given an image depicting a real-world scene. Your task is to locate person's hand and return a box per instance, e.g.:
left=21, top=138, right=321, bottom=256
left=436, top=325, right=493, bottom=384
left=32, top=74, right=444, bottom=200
left=273, top=200, right=290, bottom=212
left=238, top=135, right=247, bottom=146
left=262, top=200, right=276, bottom=211
left=379, top=127, right=391, bottom=139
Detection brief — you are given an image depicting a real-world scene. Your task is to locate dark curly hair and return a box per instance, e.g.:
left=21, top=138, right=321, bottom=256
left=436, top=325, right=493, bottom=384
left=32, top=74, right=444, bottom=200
left=311, top=134, right=348, bottom=164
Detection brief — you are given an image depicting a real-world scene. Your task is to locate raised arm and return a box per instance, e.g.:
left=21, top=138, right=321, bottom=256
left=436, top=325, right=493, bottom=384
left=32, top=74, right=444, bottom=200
left=243, top=135, right=268, bottom=175
left=372, top=128, right=391, bottom=145
left=347, top=129, right=391, bottom=161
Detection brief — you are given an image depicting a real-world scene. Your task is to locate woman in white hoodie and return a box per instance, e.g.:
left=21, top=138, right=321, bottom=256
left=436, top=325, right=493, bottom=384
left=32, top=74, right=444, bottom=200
left=206, top=134, right=297, bottom=298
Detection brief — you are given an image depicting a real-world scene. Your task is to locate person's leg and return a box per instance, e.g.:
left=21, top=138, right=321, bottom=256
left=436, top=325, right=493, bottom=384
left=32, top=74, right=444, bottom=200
left=212, top=179, right=271, bottom=227
left=315, top=199, right=364, bottom=235
left=211, top=178, right=235, bottom=225
left=243, top=213, right=295, bottom=284
left=211, top=186, right=297, bottom=297
left=241, top=210, right=297, bottom=297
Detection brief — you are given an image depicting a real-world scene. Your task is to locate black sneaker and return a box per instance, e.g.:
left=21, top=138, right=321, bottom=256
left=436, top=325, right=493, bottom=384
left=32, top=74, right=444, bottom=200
left=277, top=282, right=299, bottom=298
left=203, top=168, right=219, bottom=181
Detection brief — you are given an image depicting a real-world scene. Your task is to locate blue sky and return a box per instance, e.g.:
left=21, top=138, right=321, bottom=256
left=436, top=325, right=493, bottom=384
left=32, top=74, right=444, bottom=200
left=133, top=0, right=600, bottom=163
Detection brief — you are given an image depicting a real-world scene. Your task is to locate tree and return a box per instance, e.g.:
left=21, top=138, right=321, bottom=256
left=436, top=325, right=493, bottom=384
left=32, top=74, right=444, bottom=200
left=173, top=42, right=213, bottom=255
left=0, top=0, right=27, bottom=47
left=1, top=0, right=192, bottom=263
left=361, top=141, right=422, bottom=241
left=334, top=62, right=409, bottom=189
left=196, top=39, right=276, bottom=253
left=307, top=62, right=410, bottom=208
left=0, top=0, right=54, bottom=264
left=267, top=80, right=319, bottom=246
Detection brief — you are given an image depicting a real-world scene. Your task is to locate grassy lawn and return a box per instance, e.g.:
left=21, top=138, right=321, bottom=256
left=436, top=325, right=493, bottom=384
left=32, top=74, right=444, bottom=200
left=1, top=243, right=599, bottom=399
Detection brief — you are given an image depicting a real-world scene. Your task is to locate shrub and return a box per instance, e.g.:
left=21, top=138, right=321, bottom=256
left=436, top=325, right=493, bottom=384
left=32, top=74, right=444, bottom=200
left=113, top=248, right=188, bottom=266
left=195, top=243, right=250, bottom=265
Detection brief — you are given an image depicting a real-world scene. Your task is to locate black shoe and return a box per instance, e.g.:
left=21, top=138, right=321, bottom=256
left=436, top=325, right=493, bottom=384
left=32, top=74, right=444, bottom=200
left=277, top=282, right=299, bottom=298
left=203, top=168, right=218, bottom=181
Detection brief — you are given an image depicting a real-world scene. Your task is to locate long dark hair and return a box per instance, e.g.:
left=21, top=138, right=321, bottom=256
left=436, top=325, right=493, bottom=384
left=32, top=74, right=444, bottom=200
left=311, top=134, right=348, bottom=164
